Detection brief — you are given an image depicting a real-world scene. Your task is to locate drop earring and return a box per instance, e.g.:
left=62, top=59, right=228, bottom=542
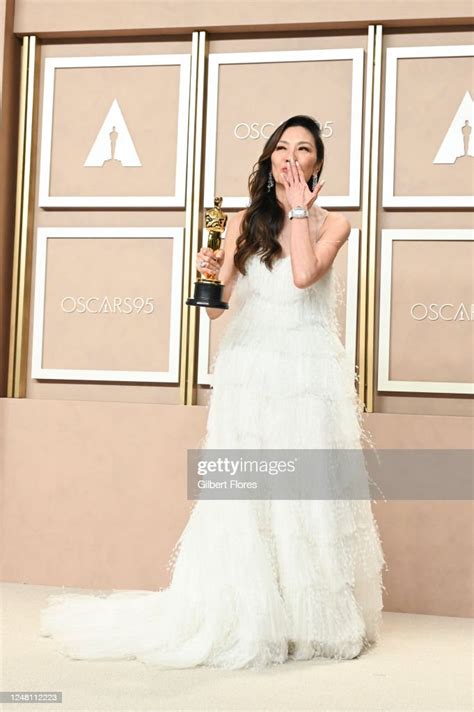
left=311, top=174, right=318, bottom=191
left=267, top=171, right=274, bottom=192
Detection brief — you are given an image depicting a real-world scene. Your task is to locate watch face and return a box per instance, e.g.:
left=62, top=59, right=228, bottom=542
left=289, top=207, right=308, bottom=218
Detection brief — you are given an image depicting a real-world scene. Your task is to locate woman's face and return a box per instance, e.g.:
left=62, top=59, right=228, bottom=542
left=270, top=126, right=319, bottom=186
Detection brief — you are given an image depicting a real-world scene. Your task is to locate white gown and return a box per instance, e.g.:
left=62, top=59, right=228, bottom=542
left=40, top=251, right=387, bottom=670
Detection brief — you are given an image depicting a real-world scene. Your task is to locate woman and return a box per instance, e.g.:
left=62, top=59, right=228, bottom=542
left=40, top=115, right=386, bottom=670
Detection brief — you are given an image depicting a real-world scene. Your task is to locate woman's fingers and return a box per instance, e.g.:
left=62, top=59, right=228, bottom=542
left=196, top=248, right=221, bottom=275
left=313, top=178, right=326, bottom=196
left=294, top=160, right=306, bottom=183
left=214, top=248, right=225, bottom=263
left=288, top=159, right=298, bottom=182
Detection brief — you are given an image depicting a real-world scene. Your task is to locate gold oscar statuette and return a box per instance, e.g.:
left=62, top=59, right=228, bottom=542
left=186, top=196, right=229, bottom=309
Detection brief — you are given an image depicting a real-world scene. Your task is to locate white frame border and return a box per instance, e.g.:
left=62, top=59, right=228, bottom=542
left=197, top=228, right=361, bottom=386
left=378, top=229, right=474, bottom=394
left=39, top=55, right=191, bottom=208
left=204, top=49, right=365, bottom=209
left=383, top=45, right=474, bottom=208
left=31, top=227, right=184, bottom=383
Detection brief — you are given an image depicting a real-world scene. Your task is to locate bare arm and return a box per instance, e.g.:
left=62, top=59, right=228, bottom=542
left=205, top=209, right=245, bottom=320
left=291, top=214, right=351, bottom=289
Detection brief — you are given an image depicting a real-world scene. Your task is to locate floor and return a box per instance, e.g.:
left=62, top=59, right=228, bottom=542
left=1, top=582, right=472, bottom=712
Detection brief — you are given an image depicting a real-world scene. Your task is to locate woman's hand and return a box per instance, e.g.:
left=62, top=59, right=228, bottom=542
left=195, top=246, right=225, bottom=278
left=281, top=158, right=325, bottom=210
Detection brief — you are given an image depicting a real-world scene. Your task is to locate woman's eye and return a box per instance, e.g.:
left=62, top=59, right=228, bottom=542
left=276, top=146, right=309, bottom=151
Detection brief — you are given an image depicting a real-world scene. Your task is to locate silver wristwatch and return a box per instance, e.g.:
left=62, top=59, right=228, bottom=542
left=288, top=206, right=309, bottom=220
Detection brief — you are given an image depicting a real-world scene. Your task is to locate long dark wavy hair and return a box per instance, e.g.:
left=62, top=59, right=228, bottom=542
left=234, top=115, right=325, bottom=275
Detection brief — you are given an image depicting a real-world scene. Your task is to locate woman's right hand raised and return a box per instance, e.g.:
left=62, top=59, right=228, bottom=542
left=195, top=246, right=225, bottom=278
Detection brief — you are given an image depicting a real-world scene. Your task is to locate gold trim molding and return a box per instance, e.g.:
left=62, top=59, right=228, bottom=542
left=8, top=35, right=37, bottom=398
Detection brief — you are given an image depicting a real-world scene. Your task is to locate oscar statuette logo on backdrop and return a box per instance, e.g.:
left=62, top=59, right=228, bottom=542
left=187, top=196, right=229, bottom=310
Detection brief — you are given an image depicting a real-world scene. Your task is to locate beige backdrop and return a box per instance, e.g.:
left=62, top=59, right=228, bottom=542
left=1, top=397, right=472, bottom=617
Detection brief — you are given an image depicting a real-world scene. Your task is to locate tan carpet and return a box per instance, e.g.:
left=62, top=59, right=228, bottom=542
left=1, top=582, right=472, bottom=712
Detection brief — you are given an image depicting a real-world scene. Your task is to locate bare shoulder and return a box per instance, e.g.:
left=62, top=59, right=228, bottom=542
left=225, top=208, right=247, bottom=231
left=224, top=209, right=246, bottom=241
left=221, top=209, right=247, bottom=271
left=320, top=209, right=351, bottom=238
left=323, top=209, right=350, bottom=226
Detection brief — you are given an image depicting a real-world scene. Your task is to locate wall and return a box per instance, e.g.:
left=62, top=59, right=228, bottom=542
left=0, top=2, right=472, bottom=618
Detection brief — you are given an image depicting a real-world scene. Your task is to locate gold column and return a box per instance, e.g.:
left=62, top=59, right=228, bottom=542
left=7, top=35, right=37, bottom=398
left=365, top=25, right=383, bottom=412
left=179, top=32, right=200, bottom=405
left=181, top=31, right=207, bottom=406
left=357, top=25, right=383, bottom=412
